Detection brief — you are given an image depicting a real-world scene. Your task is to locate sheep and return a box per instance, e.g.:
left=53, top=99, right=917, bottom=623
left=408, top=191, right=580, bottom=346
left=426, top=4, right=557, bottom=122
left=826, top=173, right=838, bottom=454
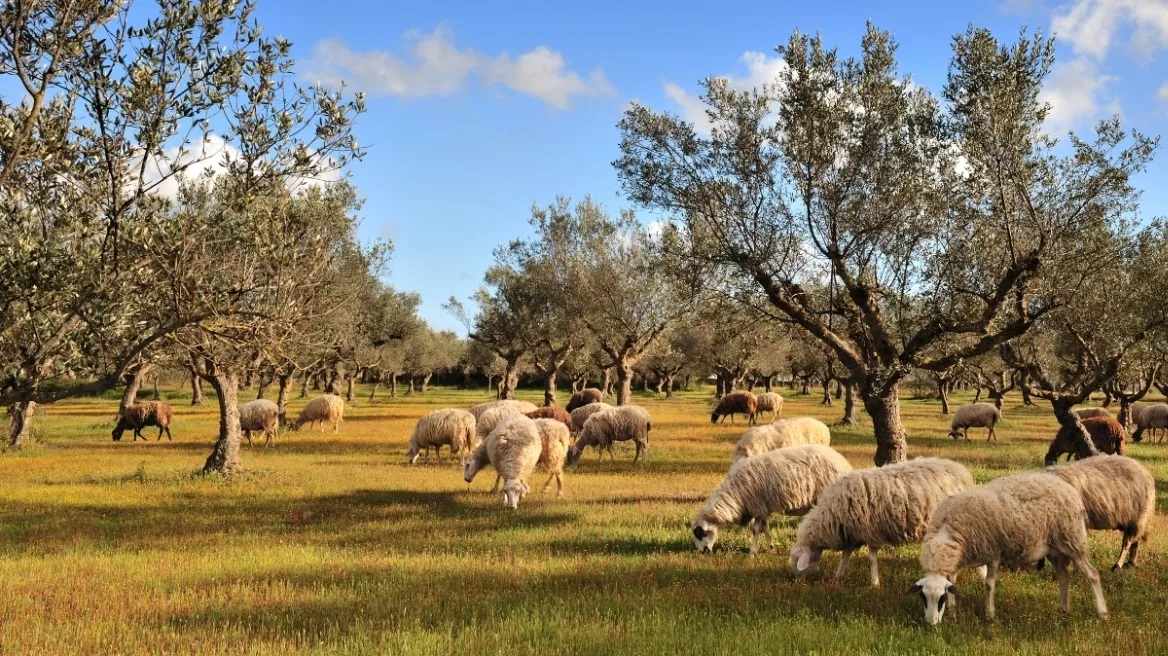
left=711, top=391, right=757, bottom=425
left=1131, top=403, right=1168, bottom=443
left=463, top=415, right=543, bottom=509
left=525, top=406, right=573, bottom=431
left=468, top=399, right=538, bottom=421
left=1073, top=407, right=1110, bottom=420
left=691, top=444, right=853, bottom=555
left=912, top=471, right=1108, bottom=625
left=790, top=458, right=975, bottom=586
left=566, top=405, right=652, bottom=465
left=565, top=388, right=604, bottom=412
left=947, top=402, right=1001, bottom=442
left=407, top=408, right=476, bottom=464
left=1047, top=455, right=1155, bottom=571
left=112, top=401, right=174, bottom=442
left=239, top=399, right=279, bottom=447
left=754, top=392, right=784, bottom=421
left=290, top=394, right=344, bottom=433
left=731, top=417, right=831, bottom=463
left=532, top=418, right=571, bottom=497
left=1128, top=404, right=1158, bottom=440
left=568, top=402, right=612, bottom=434
left=476, top=403, right=535, bottom=444
left=1043, top=416, right=1125, bottom=466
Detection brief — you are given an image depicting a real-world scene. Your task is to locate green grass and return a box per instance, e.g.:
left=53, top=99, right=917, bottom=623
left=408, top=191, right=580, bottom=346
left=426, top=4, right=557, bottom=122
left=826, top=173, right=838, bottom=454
left=2, top=385, right=1167, bottom=655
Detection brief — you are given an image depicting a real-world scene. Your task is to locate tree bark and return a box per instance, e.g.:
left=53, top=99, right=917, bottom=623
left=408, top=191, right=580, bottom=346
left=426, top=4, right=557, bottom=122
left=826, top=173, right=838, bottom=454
left=615, top=361, right=634, bottom=406
left=325, top=368, right=342, bottom=395
left=1102, top=389, right=1114, bottom=408
left=861, top=384, right=908, bottom=466
left=369, top=378, right=380, bottom=402
left=256, top=372, right=271, bottom=400
left=601, top=368, right=613, bottom=398
left=421, top=373, right=432, bottom=394
left=311, top=371, right=322, bottom=391
left=405, top=377, right=415, bottom=396
left=765, top=376, right=774, bottom=393
left=276, top=373, right=291, bottom=427
left=664, top=374, right=676, bottom=399
left=189, top=367, right=204, bottom=405
left=119, top=364, right=152, bottom=416
left=840, top=381, right=857, bottom=426
left=300, top=371, right=311, bottom=398
left=1050, top=398, right=1099, bottom=461
left=820, top=377, right=834, bottom=407
left=152, top=374, right=161, bottom=401
left=6, top=400, right=36, bottom=448
left=499, top=356, right=521, bottom=400
left=345, top=375, right=356, bottom=403
left=203, top=370, right=243, bottom=475
left=542, top=367, right=561, bottom=406
left=1020, top=386, right=1036, bottom=406
left=937, top=378, right=951, bottom=415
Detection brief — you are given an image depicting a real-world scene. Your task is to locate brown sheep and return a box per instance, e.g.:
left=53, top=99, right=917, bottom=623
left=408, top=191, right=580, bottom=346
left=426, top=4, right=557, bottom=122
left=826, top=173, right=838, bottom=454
left=1043, top=416, right=1125, bottom=466
left=711, top=391, right=757, bottom=425
left=525, top=406, right=573, bottom=431
left=565, top=388, right=604, bottom=412
left=112, top=401, right=174, bottom=442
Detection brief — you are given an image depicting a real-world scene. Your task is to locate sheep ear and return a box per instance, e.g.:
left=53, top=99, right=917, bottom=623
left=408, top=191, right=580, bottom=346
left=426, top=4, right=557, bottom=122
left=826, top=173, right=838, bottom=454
left=796, top=550, right=812, bottom=572
left=906, top=584, right=922, bottom=595
left=946, top=584, right=962, bottom=599
left=692, top=526, right=706, bottom=540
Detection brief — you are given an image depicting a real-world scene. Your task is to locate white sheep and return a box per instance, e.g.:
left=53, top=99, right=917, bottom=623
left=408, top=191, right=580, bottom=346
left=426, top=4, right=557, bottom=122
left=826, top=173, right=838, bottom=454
left=290, top=394, right=344, bottom=433
left=407, top=408, right=476, bottom=464
left=468, top=399, right=538, bottom=421
left=691, top=444, right=853, bottom=555
left=754, top=392, right=784, bottom=421
left=1047, top=455, right=1156, bottom=571
left=476, top=403, right=534, bottom=444
left=912, top=471, right=1108, bottom=625
left=790, top=457, right=974, bottom=586
left=1073, top=407, right=1110, bottom=420
left=1131, top=403, right=1168, bottom=443
left=239, top=399, right=279, bottom=447
left=947, top=402, right=1001, bottom=442
left=566, top=405, right=652, bottom=464
left=568, top=402, right=612, bottom=434
left=731, top=417, right=831, bottom=463
left=532, top=418, right=571, bottom=497
left=463, top=415, right=543, bottom=509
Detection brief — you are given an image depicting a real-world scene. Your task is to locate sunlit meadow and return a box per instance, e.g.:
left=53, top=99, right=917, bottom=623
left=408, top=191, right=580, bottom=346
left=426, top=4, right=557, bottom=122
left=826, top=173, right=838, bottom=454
left=2, top=385, right=1167, bottom=655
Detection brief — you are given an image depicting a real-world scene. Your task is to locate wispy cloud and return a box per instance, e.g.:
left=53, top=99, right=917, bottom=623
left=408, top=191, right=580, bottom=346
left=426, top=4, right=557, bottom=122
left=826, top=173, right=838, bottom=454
left=1039, top=58, right=1119, bottom=134
left=303, top=27, right=614, bottom=109
left=661, top=51, right=788, bottom=133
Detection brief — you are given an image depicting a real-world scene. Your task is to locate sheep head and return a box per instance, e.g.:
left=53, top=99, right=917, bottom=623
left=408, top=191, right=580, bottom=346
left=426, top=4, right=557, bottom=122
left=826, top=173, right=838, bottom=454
left=911, top=574, right=959, bottom=626
left=691, top=521, right=719, bottom=554
left=790, top=545, right=823, bottom=574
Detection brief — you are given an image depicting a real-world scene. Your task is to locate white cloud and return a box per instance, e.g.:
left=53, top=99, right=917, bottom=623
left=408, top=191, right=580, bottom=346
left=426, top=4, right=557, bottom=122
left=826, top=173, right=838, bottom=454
left=1039, top=58, right=1118, bottom=133
left=139, top=133, right=242, bottom=200
left=662, top=51, right=788, bottom=133
left=1159, top=80, right=1168, bottom=103
left=303, top=27, right=613, bottom=109
left=1052, top=0, right=1168, bottom=59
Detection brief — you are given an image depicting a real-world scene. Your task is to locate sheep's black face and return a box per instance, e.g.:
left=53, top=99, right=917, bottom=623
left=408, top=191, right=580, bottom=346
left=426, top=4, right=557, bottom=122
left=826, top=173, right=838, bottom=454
left=912, top=575, right=958, bottom=626
left=111, top=427, right=124, bottom=442
left=566, top=446, right=582, bottom=466
left=709, top=413, right=718, bottom=424
left=692, top=523, right=718, bottom=553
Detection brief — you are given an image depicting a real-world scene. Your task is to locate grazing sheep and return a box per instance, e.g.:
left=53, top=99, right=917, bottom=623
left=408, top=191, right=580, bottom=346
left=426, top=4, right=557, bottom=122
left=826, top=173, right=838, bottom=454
left=692, top=444, right=853, bottom=555
left=476, top=403, right=535, bottom=444
left=1043, top=416, right=1125, bottom=465
left=407, top=408, right=476, bottom=464
left=1128, top=404, right=1159, bottom=440
left=532, top=418, right=571, bottom=497
left=732, top=417, right=831, bottom=463
left=1047, top=455, right=1155, bottom=571
left=566, top=405, right=652, bottom=465
left=1073, top=407, right=1110, bottom=420
left=525, top=406, right=573, bottom=431
left=711, top=391, right=757, bottom=425
left=1131, top=403, right=1168, bottom=443
left=912, top=471, right=1109, bottom=625
left=791, top=458, right=974, bottom=586
left=565, top=388, right=604, bottom=412
left=468, top=399, right=538, bottom=421
left=112, top=401, right=174, bottom=442
left=290, top=394, right=344, bottom=433
left=947, top=402, right=1002, bottom=442
left=239, top=399, right=279, bottom=447
left=568, top=402, right=612, bottom=434
left=463, top=415, right=543, bottom=509
left=754, top=392, right=784, bottom=421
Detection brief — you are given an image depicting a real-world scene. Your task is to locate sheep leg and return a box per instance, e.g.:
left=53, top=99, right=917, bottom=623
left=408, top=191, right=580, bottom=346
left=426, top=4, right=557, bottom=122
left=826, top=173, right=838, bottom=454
left=1072, top=555, right=1109, bottom=619
left=556, top=474, right=564, bottom=497
left=490, top=475, right=501, bottom=493
left=987, top=426, right=996, bottom=443
left=1127, top=540, right=1142, bottom=567
left=134, top=427, right=144, bottom=442
left=542, top=473, right=555, bottom=494
left=1051, top=554, right=1073, bottom=613
left=244, top=430, right=253, bottom=446
left=867, top=547, right=881, bottom=587
left=833, top=549, right=852, bottom=580
left=1114, top=531, right=1136, bottom=571
left=749, top=519, right=767, bottom=555
left=983, top=561, right=999, bottom=620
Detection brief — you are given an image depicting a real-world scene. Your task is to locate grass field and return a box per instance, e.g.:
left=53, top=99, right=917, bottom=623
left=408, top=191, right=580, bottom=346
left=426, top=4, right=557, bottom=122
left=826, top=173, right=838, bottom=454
left=2, top=384, right=1167, bottom=655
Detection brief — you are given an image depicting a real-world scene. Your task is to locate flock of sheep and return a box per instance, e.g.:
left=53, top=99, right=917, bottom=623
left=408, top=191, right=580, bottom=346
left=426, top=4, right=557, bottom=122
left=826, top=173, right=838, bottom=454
left=404, top=388, right=1161, bottom=626
left=111, top=394, right=346, bottom=445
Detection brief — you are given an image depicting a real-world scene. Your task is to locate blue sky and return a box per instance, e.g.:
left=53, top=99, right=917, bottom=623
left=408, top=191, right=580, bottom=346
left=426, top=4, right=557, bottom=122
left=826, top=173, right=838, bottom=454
left=254, top=0, right=1168, bottom=333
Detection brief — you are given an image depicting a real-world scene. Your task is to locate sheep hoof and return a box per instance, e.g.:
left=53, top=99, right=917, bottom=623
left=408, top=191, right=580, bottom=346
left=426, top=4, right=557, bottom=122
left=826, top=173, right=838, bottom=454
left=1099, top=612, right=1110, bottom=621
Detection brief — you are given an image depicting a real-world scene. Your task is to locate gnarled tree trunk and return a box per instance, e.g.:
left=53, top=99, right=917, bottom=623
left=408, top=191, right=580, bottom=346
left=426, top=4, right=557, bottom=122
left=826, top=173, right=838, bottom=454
left=615, top=361, right=634, bottom=406
left=189, top=367, right=204, bottom=405
left=391, top=373, right=399, bottom=397
left=6, top=400, right=37, bottom=448
left=839, top=380, right=857, bottom=426
left=119, top=364, right=152, bottom=417
left=861, top=384, right=908, bottom=466
left=203, top=369, right=243, bottom=475
left=276, top=373, right=291, bottom=426
left=345, top=375, right=356, bottom=402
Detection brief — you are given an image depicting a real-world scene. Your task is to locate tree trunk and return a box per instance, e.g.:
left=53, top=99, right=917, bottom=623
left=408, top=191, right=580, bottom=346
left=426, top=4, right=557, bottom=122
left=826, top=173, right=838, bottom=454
left=345, top=375, right=356, bottom=403
left=1051, top=399, right=1099, bottom=461
left=391, top=373, right=398, bottom=397
left=499, top=356, right=521, bottom=400
left=654, top=377, right=665, bottom=396
left=369, top=378, right=380, bottom=402
left=243, top=369, right=253, bottom=390
left=256, top=372, right=271, bottom=400
left=1021, top=386, right=1036, bottom=406
left=714, top=375, right=725, bottom=398
left=1102, top=389, right=1114, bottom=408
left=834, top=380, right=843, bottom=400
left=325, top=369, right=342, bottom=395
left=203, top=370, right=243, bottom=475
left=6, top=399, right=37, bottom=448
left=119, top=365, right=152, bottom=416
left=311, top=371, right=322, bottom=391
left=543, top=366, right=560, bottom=406
left=421, top=373, right=432, bottom=394
left=300, top=371, right=310, bottom=398
left=641, top=375, right=650, bottom=393
left=938, top=379, right=951, bottom=415
left=973, top=385, right=983, bottom=402
left=615, top=361, right=634, bottom=406
left=189, top=367, right=204, bottom=405
left=1117, top=399, right=1132, bottom=430
left=765, top=376, right=774, bottom=393
left=799, top=378, right=810, bottom=395
left=820, top=377, right=834, bottom=407
left=405, top=377, right=415, bottom=396
left=601, top=368, right=613, bottom=398
left=665, top=374, right=675, bottom=399
left=840, top=381, right=857, bottom=426
left=276, top=374, right=291, bottom=427
left=152, top=374, right=161, bottom=401
left=861, top=384, right=908, bottom=466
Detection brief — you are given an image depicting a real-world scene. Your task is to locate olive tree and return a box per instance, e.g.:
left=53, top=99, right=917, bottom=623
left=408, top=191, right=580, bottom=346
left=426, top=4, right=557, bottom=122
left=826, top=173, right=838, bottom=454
left=615, top=25, right=1157, bottom=463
